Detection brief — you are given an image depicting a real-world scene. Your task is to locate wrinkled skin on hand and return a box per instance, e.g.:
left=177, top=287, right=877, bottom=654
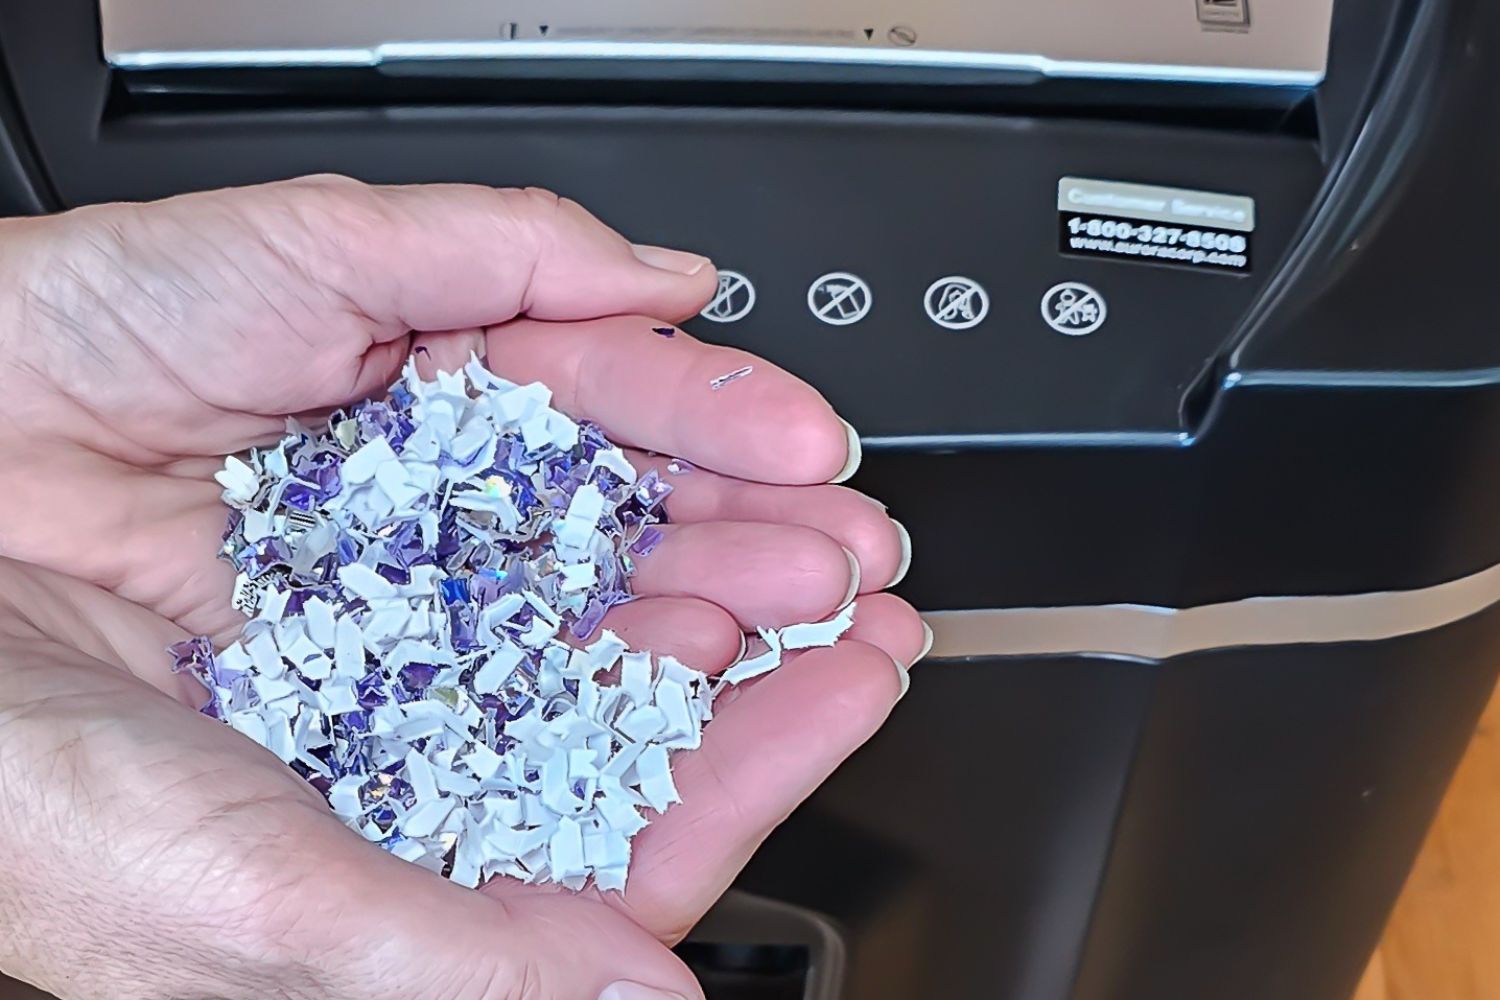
left=0, top=179, right=924, bottom=1000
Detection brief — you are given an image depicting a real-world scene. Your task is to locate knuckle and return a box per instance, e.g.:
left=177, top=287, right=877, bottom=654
left=517, top=186, right=564, bottom=213
left=249, top=177, right=389, bottom=288
left=486, top=185, right=562, bottom=226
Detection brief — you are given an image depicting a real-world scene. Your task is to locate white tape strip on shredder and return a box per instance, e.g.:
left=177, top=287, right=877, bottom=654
left=922, top=560, right=1500, bottom=660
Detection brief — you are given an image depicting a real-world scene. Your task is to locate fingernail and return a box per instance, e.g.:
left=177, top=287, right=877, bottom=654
left=888, top=520, right=912, bottom=588
left=632, top=243, right=711, bottom=276
left=830, top=419, right=862, bottom=484
left=736, top=630, right=748, bottom=662
left=842, top=547, right=862, bottom=606
left=598, top=982, right=688, bottom=1000
left=891, top=622, right=930, bottom=703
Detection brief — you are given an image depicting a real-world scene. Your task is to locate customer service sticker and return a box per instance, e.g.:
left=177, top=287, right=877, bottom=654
left=1058, top=177, right=1255, bottom=274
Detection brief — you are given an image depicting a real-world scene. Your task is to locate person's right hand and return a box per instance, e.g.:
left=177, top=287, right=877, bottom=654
left=0, top=558, right=924, bottom=1000
left=0, top=177, right=928, bottom=1000
left=0, top=176, right=910, bottom=648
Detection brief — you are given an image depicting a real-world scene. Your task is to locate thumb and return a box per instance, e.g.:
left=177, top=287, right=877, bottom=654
left=271, top=175, right=718, bottom=332
left=364, top=878, right=704, bottom=1000
left=497, top=893, right=706, bottom=1000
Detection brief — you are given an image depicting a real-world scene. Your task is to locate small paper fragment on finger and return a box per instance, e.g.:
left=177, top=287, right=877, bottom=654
left=709, top=366, right=754, bottom=391
left=173, top=356, right=857, bottom=893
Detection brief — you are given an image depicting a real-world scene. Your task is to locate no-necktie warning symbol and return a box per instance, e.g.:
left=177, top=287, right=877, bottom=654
left=700, top=270, right=756, bottom=324
left=808, top=272, right=873, bottom=326
left=1041, top=281, right=1108, bottom=336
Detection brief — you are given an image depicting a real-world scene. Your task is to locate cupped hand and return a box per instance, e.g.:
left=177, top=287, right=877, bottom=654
left=0, top=560, right=922, bottom=1000
left=0, top=178, right=928, bottom=998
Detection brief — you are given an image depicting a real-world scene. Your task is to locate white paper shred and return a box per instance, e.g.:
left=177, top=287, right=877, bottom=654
left=174, top=357, right=856, bottom=894
left=708, top=365, right=755, bottom=391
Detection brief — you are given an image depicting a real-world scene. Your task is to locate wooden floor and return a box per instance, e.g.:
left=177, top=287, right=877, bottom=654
left=1354, top=677, right=1500, bottom=1000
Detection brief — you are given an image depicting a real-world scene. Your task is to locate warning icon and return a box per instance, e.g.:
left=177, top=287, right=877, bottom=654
left=700, top=270, right=756, bottom=324
left=1041, top=282, right=1108, bottom=336
left=924, top=276, right=989, bottom=331
left=808, top=272, right=874, bottom=326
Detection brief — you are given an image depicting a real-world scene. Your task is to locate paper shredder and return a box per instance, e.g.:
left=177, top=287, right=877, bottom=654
left=0, top=1, right=1497, bottom=998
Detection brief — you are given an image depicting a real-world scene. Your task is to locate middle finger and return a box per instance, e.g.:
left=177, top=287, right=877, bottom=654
left=626, top=449, right=910, bottom=593
left=630, top=521, right=858, bottom=629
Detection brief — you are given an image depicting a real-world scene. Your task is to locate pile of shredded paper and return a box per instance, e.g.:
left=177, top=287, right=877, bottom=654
left=169, top=358, right=852, bottom=892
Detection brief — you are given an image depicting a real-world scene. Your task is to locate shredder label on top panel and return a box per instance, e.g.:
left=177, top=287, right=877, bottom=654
left=1198, top=0, right=1252, bottom=29
left=1057, top=177, right=1255, bottom=274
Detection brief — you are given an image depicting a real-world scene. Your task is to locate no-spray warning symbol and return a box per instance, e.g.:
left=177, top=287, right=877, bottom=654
left=1041, top=281, right=1107, bottom=336
left=701, top=270, right=756, bottom=324
left=808, top=272, right=873, bottom=326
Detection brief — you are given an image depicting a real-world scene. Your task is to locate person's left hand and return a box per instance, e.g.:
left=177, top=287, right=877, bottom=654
left=0, top=558, right=923, bottom=1000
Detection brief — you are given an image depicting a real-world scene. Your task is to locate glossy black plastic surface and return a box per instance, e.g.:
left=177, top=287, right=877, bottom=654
left=708, top=603, right=1500, bottom=1000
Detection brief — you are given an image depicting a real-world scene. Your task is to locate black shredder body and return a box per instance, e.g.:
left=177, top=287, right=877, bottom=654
left=0, top=2, right=1497, bottom=998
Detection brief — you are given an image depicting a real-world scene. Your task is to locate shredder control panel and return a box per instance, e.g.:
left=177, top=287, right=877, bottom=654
left=1, top=107, right=1327, bottom=440
left=99, top=0, right=1333, bottom=84
left=0, top=2, right=1334, bottom=440
left=612, top=114, right=1323, bottom=441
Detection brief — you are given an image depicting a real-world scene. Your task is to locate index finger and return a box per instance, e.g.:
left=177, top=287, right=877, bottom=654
left=483, top=316, right=860, bottom=485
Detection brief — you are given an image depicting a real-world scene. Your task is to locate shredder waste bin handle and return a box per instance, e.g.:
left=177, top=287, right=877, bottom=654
left=687, top=889, right=848, bottom=1000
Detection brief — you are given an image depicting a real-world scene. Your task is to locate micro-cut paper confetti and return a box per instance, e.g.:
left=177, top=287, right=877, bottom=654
left=172, top=357, right=853, bottom=892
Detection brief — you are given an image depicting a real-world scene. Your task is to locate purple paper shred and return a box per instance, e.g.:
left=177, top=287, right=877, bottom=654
left=398, top=663, right=438, bottom=694
left=355, top=402, right=415, bottom=451
left=168, top=635, right=214, bottom=672
left=290, top=451, right=342, bottom=502
left=631, top=527, right=665, bottom=557
left=633, top=470, right=673, bottom=511
left=281, top=482, right=319, bottom=511
left=181, top=358, right=693, bottom=889
left=238, top=537, right=293, bottom=579
left=357, top=673, right=390, bottom=709
left=651, top=326, right=676, bottom=338
left=169, top=636, right=230, bottom=718
left=570, top=598, right=610, bottom=640
left=376, top=562, right=412, bottom=586
left=385, top=519, right=426, bottom=568
left=335, top=534, right=361, bottom=565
